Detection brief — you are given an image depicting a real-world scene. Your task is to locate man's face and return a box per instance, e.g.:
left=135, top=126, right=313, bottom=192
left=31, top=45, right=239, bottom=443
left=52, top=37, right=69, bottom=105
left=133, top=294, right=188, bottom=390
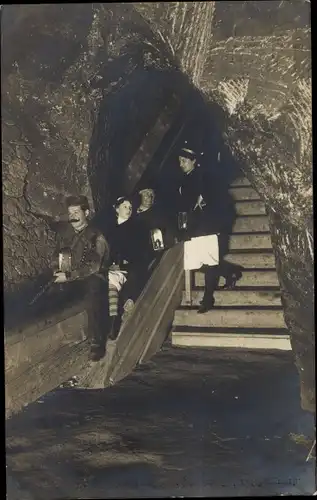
left=140, top=189, right=155, bottom=208
left=68, top=205, right=88, bottom=231
left=116, top=200, right=132, bottom=220
left=179, top=155, right=196, bottom=174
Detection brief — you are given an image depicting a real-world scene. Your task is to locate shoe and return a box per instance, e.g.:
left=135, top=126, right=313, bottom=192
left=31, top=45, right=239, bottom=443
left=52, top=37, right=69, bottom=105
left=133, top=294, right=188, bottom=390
left=89, top=343, right=105, bottom=362
left=197, top=298, right=215, bottom=314
left=123, top=299, right=135, bottom=312
left=122, top=299, right=135, bottom=323
left=223, top=270, right=242, bottom=289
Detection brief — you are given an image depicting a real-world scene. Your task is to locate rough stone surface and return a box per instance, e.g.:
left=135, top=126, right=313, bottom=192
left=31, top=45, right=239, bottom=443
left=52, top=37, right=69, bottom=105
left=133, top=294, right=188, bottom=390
left=2, top=4, right=181, bottom=296
left=200, top=3, right=313, bottom=411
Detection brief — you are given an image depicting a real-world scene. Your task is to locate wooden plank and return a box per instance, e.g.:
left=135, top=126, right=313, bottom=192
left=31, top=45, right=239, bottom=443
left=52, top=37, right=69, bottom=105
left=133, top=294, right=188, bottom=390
left=195, top=269, right=279, bottom=287
left=184, top=270, right=192, bottom=304
left=113, top=246, right=184, bottom=380
left=235, top=200, right=266, bottom=216
left=105, top=248, right=182, bottom=382
left=5, top=307, right=87, bottom=381
left=229, top=186, right=261, bottom=201
left=75, top=245, right=183, bottom=389
left=6, top=340, right=89, bottom=419
left=123, top=93, right=182, bottom=194
left=232, top=215, right=269, bottom=233
left=229, top=233, right=272, bottom=250
left=5, top=312, right=87, bottom=383
left=5, top=297, right=86, bottom=346
left=102, top=244, right=184, bottom=387
left=138, top=266, right=183, bottom=364
left=172, top=331, right=291, bottom=350
left=182, top=289, right=282, bottom=307
left=173, top=307, right=286, bottom=329
left=224, top=251, right=275, bottom=268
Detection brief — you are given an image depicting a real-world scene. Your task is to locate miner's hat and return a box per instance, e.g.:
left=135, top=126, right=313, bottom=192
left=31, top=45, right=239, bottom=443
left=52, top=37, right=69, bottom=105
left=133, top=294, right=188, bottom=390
left=180, top=140, right=204, bottom=165
left=66, top=194, right=90, bottom=211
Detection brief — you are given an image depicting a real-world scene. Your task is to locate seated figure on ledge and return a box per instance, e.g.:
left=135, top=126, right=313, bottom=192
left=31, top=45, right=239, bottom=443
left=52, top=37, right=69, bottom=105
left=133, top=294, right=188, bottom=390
left=103, top=196, right=135, bottom=341
left=50, top=195, right=110, bottom=362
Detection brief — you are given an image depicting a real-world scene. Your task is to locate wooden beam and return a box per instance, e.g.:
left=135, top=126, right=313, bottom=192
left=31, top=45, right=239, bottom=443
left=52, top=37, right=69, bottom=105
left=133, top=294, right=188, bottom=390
left=6, top=341, right=90, bottom=419
left=123, top=93, right=182, bottom=194
left=5, top=304, right=89, bottom=419
left=75, top=243, right=184, bottom=389
left=110, top=244, right=184, bottom=383
left=184, top=270, right=192, bottom=305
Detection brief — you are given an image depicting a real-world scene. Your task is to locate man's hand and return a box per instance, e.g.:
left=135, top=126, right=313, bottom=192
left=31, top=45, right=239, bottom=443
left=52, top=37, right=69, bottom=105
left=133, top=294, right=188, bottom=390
left=53, top=271, right=68, bottom=283
left=194, top=195, right=206, bottom=211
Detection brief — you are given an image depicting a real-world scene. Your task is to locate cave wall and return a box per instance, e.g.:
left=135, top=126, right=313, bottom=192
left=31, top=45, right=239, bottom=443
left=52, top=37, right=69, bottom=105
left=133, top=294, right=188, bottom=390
left=2, top=3, right=185, bottom=295
left=204, top=2, right=313, bottom=412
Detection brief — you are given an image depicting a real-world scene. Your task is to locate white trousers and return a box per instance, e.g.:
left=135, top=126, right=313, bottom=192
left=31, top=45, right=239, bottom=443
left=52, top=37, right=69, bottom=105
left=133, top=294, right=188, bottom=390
left=184, top=234, right=219, bottom=271
left=108, top=270, right=127, bottom=292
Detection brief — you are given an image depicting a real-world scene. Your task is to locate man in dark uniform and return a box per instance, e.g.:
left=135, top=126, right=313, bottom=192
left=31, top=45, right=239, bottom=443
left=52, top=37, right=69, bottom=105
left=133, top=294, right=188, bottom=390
left=176, top=141, right=242, bottom=313
left=51, top=195, right=110, bottom=361
left=134, top=187, right=178, bottom=252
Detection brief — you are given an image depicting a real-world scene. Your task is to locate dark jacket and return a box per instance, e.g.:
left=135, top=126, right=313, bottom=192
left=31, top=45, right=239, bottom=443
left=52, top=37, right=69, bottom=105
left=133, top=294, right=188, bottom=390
left=135, top=201, right=178, bottom=252
left=103, top=207, right=147, bottom=268
left=176, top=167, right=236, bottom=238
left=51, top=221, right=110, bottom=280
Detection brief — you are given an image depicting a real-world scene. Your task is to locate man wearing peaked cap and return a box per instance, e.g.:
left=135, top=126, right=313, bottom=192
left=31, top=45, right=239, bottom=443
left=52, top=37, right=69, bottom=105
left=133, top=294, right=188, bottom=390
left=176, top=140, right=242, bottom=313
left=48, top=195, right=111, bottom=361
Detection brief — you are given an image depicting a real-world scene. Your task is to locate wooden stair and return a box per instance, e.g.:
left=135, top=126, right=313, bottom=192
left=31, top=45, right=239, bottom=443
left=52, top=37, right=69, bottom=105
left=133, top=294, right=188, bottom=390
left=171, top=177, right=291, bottom=351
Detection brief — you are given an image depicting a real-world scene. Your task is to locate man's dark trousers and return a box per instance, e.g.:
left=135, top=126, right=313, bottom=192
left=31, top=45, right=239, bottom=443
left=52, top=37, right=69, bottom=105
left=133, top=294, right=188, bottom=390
left=85, top=274, right=109, bottom=350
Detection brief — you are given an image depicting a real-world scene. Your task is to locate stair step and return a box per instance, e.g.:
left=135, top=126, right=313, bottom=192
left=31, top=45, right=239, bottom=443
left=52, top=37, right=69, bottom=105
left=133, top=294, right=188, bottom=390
left=230, top=177, right=251, bottom=187
left=182, top=289, right=281, bottom=307
left=229, top=186, right=261, bottom=201
left=223, top=251, right=275, bottom=269
left=173, top=307, right=286, bottom=329
left=232, top=215, right=269, bottom=233
left=194, top=269, right=279, bottom=287
left=235, top=200, right=266, bottom=216
left=171, top=328, right=291, bottom=350
left=228, top=232, right=272, bottom=250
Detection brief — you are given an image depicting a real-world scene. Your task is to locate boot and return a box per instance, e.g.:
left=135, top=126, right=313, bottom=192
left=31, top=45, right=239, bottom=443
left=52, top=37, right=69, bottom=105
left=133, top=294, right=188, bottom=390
left=89, top=342, right=105, bottom=362
left=197, top=297, right=215, bottom=314
left=108, top=315, right=120, bottom=342
left=223, top=269, right=242, bottom=289
left=197, top=265, right=218, bottom=314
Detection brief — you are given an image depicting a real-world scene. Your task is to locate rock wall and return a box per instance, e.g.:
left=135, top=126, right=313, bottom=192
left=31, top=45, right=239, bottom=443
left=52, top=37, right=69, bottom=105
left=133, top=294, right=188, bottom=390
left=202, top=3, right=313, bottom=412
left=2, top=3, right=184, bottom=296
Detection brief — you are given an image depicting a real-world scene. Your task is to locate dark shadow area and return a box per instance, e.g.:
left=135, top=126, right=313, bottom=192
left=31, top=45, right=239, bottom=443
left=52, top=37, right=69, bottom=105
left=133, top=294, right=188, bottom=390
left=4, top=276, right=87, bottom=334
left=6, top=346, right=315, bottom=497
